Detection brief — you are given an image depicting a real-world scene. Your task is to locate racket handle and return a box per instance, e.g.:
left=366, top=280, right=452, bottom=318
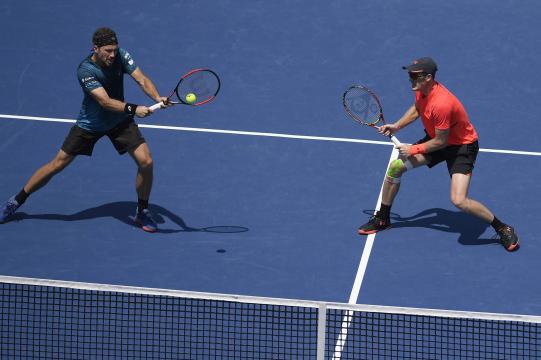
left=149, top=102, right=164, bottom=111
left=390, top=135, right=401, bottom=146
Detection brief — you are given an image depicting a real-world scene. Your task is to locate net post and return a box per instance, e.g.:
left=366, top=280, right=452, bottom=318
left=317, top=303, right=327, bottom=360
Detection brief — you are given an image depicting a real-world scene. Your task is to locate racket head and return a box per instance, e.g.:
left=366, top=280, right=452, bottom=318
left=172, top=68, right=221, bottom=106
left=342, top=85, right=385, bottom=126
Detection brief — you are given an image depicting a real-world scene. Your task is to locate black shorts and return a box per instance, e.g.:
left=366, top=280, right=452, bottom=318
left=61, top=120, right=146, bottom=156
left=416, top=135, right=479, bottom=175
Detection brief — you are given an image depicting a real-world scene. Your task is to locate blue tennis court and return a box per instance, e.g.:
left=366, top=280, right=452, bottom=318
left=1, top=0, right=541, bottom=358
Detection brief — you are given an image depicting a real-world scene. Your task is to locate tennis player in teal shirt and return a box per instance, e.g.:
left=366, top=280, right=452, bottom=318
left=1, top=27, right=170, bottom=232
left=76, top=46, right=139, bottom=132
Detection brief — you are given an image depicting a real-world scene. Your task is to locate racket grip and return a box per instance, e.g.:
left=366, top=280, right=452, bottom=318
left=390, top=135, right=401, bottom=146
left=149, top=102, right=164, bottom=111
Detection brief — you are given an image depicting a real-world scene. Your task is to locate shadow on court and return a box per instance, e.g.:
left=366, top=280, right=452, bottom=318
left=364, top=208, right=497, bottom=246
left=10, top=201, right=248, bottom=234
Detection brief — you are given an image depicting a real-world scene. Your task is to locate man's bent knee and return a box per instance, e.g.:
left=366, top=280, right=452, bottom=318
left=451, top=196, right=469, bottom=211
left=385, top=159, right=411, bottom=184
left=138, top=157, right=153, bottom=171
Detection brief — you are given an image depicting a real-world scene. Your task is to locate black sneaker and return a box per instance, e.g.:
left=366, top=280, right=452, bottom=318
left=135, top=208, right=158, bottom=233
left=496, top=226, right=519, bottom=252
left=358, top=214, right=391, bottom=235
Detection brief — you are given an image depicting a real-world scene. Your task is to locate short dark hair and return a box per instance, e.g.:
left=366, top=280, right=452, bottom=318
left=92, top=27, right=118, bottom=47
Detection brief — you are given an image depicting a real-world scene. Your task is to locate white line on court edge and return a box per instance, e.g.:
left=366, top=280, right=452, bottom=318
left=348, top=146, right=400, bottom=304
left=331, top=147, right=399, bottom=360
left=1, top=113, right=541, bottom=156
left=0, top=114, right=391, bottom=146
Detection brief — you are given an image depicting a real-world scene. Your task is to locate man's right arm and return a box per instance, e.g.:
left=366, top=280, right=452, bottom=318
left=394, top=104, right=419, bottom=130
left=89, top=87, right=151, bottom=118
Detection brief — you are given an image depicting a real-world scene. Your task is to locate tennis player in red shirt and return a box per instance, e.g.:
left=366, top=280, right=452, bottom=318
left=358, top=57, right=519, bottom=252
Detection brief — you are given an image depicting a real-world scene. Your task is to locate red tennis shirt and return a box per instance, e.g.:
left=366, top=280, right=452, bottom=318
left=415, top=82, right=478, bottom=145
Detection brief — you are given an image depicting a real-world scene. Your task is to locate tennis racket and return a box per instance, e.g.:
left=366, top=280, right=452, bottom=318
left=342, top=85, right=401, bottom=146
left=149, top=68, right=221, bottom=111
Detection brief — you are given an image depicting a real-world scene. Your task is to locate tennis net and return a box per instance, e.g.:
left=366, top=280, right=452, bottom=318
left=1, top=275, right=540, bottom=359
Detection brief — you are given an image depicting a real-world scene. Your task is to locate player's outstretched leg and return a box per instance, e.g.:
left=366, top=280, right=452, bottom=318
left=1, top=149, right=75, bottom=224
left=450, top=173, right=520, bottom=252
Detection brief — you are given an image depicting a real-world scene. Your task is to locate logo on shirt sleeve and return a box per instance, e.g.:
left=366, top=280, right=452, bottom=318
left=80, top=75, right=100, bottom=89
left=123, top=51, right=134, bottom=66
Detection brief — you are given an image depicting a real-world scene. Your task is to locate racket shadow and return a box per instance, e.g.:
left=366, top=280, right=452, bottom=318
left=11, top=201, right=249, bottom=235
left=362, top=208, right=497, bottom=246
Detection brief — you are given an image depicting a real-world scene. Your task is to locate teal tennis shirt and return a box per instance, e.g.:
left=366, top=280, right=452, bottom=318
left=76, top=48, right=138, bottom=132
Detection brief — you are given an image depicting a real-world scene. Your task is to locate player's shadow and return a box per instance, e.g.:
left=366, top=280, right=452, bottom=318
left=11, top=201, right=249, bottom=234
left=364, top=208, right=498, bottom=246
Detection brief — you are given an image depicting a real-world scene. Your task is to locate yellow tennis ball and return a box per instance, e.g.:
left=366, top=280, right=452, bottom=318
left=185, top=93, right=197, bottom=104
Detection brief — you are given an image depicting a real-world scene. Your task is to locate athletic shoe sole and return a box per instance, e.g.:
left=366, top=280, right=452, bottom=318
left=504, top=240, right=519, bottom=252
left=358, top=225, right=391, bottom=236
left=135, top=220, right=157, bottom=233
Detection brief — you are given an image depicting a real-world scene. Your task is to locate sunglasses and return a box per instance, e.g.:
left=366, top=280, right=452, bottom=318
left=409, top=72, right=429, bottom=81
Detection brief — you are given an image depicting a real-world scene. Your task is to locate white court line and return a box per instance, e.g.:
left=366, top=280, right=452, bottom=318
left=0, top=114, right=390, bottom=147
left=1, top=113, right=541, bottom=156
left=2, top=113, right=539, bottom=357
left=347, top=146, right=400, bottom=305
left=331, top=147, right=399, bottom=359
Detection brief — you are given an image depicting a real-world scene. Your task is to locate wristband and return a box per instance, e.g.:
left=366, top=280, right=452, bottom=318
left=124, top=103, right=138, bottom=116
left=409, top=143, right=426, bottom=155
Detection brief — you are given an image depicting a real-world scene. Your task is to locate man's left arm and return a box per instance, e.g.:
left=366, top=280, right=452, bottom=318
left=397, top=128, right=449, bottom=157
left=130, top=67, right=168, bottom=104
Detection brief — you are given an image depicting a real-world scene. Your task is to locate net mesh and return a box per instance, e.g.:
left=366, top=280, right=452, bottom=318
left=0, top=281, right=318, bottom=359
left=326, top=309, right=540, bottom=359
left=1, top=277, right=540, bottom=359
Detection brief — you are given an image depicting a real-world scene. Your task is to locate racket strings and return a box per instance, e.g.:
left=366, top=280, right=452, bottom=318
left=344, top=87, right=382, bottom=125
left=176, top=70, right=220, bottom=104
